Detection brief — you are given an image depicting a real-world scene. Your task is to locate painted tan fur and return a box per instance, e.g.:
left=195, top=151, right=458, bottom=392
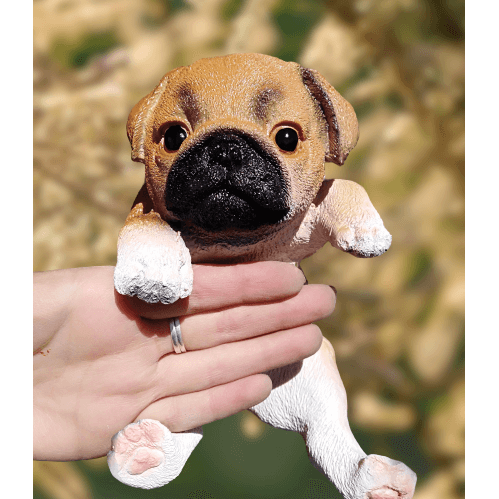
left=111, top=53, right=415, bottom=499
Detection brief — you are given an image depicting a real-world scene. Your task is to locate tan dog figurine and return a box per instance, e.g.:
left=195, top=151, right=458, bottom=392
left=109, top=53, right=417, bottom=498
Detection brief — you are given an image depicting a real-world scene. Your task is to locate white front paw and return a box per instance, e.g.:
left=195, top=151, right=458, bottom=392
left=114, top=226, right=193, bottom=304
left=335, top=220, right=392, bottom=258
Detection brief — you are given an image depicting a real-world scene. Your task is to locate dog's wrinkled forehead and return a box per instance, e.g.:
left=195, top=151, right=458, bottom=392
left=152, top=55, right=315, bottom=131
left=172, top=80, right=287, bottom=127
left=128, top=53, right=359, bottom=166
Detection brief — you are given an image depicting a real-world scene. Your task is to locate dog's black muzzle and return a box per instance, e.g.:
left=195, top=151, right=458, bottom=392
left=165, top=131, right=290, bottom=232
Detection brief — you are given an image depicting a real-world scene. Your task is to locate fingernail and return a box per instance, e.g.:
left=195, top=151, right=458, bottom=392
left=329, top=285, right=337, bottom=296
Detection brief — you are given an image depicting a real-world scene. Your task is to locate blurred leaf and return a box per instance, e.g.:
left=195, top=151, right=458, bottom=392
left=423, top=0, right=465, bottom=41
left=164, top=0, right=192, bottom=14
left=52, top=31, right=120, bottom=69
left=405, top=249, right=433, bottom=289
left=221, top=0, right=245, bottom=20
left=272, top=0, right=325, bottom=61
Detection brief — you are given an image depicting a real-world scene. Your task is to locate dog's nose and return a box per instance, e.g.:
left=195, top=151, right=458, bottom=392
left=211, top=141, right=242, bottom=169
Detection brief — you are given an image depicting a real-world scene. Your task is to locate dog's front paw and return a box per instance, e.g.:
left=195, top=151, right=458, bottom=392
left=350, top=454, right=416, bottom=499
left=335, top=220, right=392, bottom=258
left=114, top=225, right=193, bottom=304
left=319, top=179, right=392, bottom=258
left=107, top=419, right=203, bottom=489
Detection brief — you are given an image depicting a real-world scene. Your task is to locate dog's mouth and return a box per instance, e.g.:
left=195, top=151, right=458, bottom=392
left=165, top=131, right=290, bottom=232
left=192, top=184, right=289, bottom=231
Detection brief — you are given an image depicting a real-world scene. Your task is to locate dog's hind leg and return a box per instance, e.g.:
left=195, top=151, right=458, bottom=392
left=250, top=338, right=416, bottom=499
left=107, top=419, right=202, bottom=489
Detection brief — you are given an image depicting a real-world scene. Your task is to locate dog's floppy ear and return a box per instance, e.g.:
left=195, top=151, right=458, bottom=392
left=300, top=67, right=359, bottom=165
left=126, top=67, right=184, bottom=163
left=126, top=94, right=152, bottom=163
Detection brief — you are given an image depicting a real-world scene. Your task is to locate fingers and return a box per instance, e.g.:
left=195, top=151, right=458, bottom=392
left=181, top=283, right=335, bottom=350
left=136, top=374, right=272, bottom=432
left=123, top=261, right=306, bottom=319
left=138, top=284, right=335, bottom=355
left=154, top=323, right=323, bottom=397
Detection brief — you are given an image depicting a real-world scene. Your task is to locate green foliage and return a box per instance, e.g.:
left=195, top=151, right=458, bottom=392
left=220, top=0, right=245, bottom=21
left=406, top=249, right=433, bottom=289
left=165, top=0, right=191, bottom=14
left=272, top=0, right=324, bottom=61
left=52, top=31, right=120, bottom=69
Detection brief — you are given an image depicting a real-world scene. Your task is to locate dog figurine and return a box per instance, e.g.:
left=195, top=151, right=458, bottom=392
left=109, top=53, right=417, bottom=498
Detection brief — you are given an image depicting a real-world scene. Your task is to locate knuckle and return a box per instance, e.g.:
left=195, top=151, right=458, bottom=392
left=216, top=307, right=241, bottom=340
left=235, top=265, right=256, bottom=301
left=238, top=262, right=302, bottom=302
left=223, top=383, right=248, bottom=412
left=223, top=263, right=263, bottom=304
left=205, top=387, right=221, bottom=421
left=204, top=347, right=229, bottom=387
left=161, top=397, right=179, bottom=429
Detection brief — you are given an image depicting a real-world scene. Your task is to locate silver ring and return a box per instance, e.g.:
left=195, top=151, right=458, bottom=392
left=170, top=317, right=186, bottom=354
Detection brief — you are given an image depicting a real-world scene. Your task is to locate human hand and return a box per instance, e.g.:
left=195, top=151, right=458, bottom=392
left=33, top=263, right=335, bottom=461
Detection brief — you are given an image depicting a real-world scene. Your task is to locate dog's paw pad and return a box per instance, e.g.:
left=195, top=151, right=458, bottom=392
left=122, top=419, right=165, bottom=444
left=367, top=487, right=400, bottom=499
left=127, top=447, right=164, bottom=475
left=123, top=425, right=143, bottom=442
left=108, top=419, right=203, bottom=489
left=356, top=455, right=416, bottom=499
left=109, top=420, right=167, bottom=475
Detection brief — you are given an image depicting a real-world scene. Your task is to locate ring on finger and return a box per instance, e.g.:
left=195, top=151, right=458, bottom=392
left=170, top=317, right=186, bottom=354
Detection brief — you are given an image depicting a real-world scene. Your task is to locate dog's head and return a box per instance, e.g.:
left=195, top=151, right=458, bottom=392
left=127, top=53, right=358, bottom=242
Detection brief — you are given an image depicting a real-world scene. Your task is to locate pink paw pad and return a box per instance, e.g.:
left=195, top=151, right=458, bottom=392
left=368, top=487, right=400, bottom=499
left=128, top=447, right=164, bottom=475
left=111, top=420, right=166, bottom=475
left=358, top=455, right=417, bottom=499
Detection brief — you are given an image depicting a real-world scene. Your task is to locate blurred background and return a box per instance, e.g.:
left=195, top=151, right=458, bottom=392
left=33, top=0, right=464, bottom=497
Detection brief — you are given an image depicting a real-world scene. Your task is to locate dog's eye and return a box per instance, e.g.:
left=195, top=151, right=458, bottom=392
left=275, top=128, right=299, bottom=152
left=164, top=125, right=188, bottom=151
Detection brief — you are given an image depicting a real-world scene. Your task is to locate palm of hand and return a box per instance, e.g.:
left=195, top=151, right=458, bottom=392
left=34, top=267, right=165, bottom=460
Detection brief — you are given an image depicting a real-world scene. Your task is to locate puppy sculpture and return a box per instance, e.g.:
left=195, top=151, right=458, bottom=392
left=110, top=53, right=417, bottom=498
